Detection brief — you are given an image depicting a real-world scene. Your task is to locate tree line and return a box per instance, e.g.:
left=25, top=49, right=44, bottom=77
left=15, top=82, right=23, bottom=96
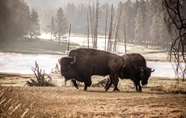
left=0, top=0, right=183, bottom=50
left=41, top=0, right=173, bottom=50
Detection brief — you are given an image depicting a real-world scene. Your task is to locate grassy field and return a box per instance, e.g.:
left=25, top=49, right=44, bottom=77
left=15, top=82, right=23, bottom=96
left=0, top=73, right=186, bottom=118
left=1, top=37, right=184, bottom=117
left=0, top=38, right=79, bottom=54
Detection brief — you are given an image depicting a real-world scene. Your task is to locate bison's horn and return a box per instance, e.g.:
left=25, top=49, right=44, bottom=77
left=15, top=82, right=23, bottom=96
left=70, top=56, right=76, bottom=65
left=151, top=68, right=155, bottom=72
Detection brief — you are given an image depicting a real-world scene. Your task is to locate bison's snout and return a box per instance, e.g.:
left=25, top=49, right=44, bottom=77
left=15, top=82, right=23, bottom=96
left=61, top=72, right=71, bottom=81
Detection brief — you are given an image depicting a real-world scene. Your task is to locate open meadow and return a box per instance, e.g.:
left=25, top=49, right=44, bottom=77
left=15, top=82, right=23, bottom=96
left=0, top=73, right=186, bottom=118
left=1, top=0, right=185, bottom=117
left=0, top=36, right=185, bottom=117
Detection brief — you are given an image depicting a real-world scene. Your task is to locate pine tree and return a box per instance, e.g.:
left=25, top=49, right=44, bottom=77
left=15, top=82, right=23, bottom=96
left=0, top=0, right=30, bottom=40
left=139, top=0, right=146, bottom=27
left=150, top=12, right=159, bottom=46
left=56, top=7, right=68, bottom=44
left=19, top=2, right=30, bottom=38
left=30, top=8, right=40, bottom=38
left=10, top=0, right=30, bottom=39
left=107, top=4, right=114, bottom=52
left=65, top=3, right=76, bottom=29
left=74, top=4, right=87, bottom=33
left=144, top=0, right=152, bottom=45
left=93, top=0, right=99, bottom=49
left=49, top=16, right=55, bottom=40
left=149, top=0, right=163, bottom=47
left=0, top=0, right=12, bottom=40
left=122, top=0, right=135, bottom=43
left=134, top=7, right=143, bottom=44
left=113, top=2, right=123, bottom=52
left=158, top=12, right=166, bottom=48
left=40, top=10, right=55, bottom=33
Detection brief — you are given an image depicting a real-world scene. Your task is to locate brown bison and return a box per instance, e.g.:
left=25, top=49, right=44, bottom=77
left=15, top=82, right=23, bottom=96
left=105, top=53, right=155, bottom=92
left=58, top=48, right=124, bottom=91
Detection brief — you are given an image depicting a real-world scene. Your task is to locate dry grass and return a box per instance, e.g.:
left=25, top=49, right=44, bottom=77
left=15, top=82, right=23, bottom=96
left=0, top=74, right=186, bottom=118
left=0, top=86, right=186, bottom=118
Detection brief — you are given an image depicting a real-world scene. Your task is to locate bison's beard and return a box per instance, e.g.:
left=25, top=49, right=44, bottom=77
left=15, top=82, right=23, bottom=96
left=61, top=72, right=71, bottom=81
left=141, top=80, right=147, bottom=86
left=63, top=75, right=72, bottom=81
left=140, top=72, right=148, bottom=85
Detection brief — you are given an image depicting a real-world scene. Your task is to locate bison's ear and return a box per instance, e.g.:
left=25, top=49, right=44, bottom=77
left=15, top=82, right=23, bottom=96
left=70, top=56, right=76, bottom=65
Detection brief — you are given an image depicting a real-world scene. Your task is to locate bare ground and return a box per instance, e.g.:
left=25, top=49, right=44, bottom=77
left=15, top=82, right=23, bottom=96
left=0, top=73, right=186, bottom=118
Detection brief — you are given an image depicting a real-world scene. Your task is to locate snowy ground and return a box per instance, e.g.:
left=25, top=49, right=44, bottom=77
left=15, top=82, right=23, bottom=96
left=38, top=33, right=129, bottom=54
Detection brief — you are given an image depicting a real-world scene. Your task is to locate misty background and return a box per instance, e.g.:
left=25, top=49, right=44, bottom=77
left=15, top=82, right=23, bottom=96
left=0, top=0, right=173, bottom=52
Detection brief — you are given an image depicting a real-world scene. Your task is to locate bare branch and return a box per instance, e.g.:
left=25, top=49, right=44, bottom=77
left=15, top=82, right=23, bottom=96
left=163, top=0, right=186, bottom=80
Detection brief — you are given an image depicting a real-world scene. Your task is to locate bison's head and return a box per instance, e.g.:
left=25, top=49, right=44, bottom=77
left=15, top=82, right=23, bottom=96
left=58, top=56, right=76, bottom=80
left=140, top=67, right=155, bottom=85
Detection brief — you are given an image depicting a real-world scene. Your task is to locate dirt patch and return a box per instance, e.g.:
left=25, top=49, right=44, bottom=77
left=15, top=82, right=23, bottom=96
left=0, top=73, right=186, bottom=117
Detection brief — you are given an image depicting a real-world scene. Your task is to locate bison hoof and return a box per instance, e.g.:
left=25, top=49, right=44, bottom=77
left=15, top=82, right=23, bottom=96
left=75, top=86, right=79, bottom=89
left=83, top=89, right=87, bottom=91
left=105, top=89, right=108, bottom=92
left=113, top=88, right=120, bottom=92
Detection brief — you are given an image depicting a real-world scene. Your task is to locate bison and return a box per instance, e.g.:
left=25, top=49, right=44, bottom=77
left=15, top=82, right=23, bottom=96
left=105, top=53, right=155, bottom=92
left=58, top=48, right=124, bottom=91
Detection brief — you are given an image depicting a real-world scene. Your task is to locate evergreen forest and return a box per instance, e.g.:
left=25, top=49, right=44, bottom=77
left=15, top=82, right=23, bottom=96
left=0, top=0, right=184, bottom=50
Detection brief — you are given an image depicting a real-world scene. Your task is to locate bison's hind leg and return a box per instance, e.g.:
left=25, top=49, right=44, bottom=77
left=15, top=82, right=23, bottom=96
left=105, top=78, right=111, bottom=91
left=105, top=74, right=120, bottom=92
left=113, top=88, right=120, bottom=92
left=112, top=76, right=120, bottom=92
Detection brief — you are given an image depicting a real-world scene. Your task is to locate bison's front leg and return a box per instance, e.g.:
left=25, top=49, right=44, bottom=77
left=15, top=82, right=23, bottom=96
left=138, top=85, right=142, bottom=92
left=71, top=80, right=79, bottom=89
left=83, top=76, right=92, bottom=91
left=131, top=75, right=142, bottom=92
left=134, top=82, right=142, bottom=92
